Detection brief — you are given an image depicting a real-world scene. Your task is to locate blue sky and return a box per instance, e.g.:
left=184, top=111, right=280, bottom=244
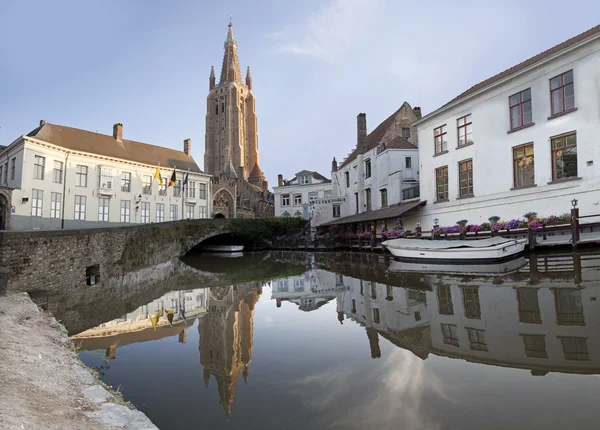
left=1, top=0, right=598, bottom=186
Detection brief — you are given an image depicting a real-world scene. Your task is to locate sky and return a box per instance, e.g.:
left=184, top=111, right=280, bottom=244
left=1, top=0, right=599, bottom=187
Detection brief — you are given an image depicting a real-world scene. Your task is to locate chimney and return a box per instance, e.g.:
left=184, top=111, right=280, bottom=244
left=331, top=157, right=338, bottom=172
left=183, top=138, right=192, bottom=156
left=357, top=113, right=367, bottom=152
left=113, top=123, right=123, bottom=142
left=413, top=106, right=422, bottom=119
left=39, top=119, right=46, bottom=127
left=277, top=174, right=283, bottom=187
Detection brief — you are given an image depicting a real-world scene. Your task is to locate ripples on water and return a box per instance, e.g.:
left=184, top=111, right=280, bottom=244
left=51, top=250, right=600, bottom=429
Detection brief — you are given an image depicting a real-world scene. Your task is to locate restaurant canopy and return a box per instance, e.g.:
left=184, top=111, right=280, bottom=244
left=320, top=200, right=425, bottom=226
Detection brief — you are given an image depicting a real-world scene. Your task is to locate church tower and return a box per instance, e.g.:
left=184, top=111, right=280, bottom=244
left=205, top=23, right=260, bottom=182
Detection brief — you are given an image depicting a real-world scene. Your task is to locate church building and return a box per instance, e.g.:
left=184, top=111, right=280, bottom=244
left=204, top=23, right=273, bottom=218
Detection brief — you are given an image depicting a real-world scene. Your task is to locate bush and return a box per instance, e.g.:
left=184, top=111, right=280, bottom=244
left=229, top=217, right=308, bottom=243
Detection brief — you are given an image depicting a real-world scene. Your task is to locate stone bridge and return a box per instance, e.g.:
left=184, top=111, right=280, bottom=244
left=0, top=219, right=237, bottom=293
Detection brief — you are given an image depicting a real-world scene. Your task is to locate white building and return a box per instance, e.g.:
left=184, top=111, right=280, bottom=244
left=326, top=103, right=423, bottom=234
left=411, top=25, right=600, bottom=230
left=271, top=267, right=341, bottom=312
left=0, top=121, right=212, bottom=230
left=273, top=170, right=339, bottom=228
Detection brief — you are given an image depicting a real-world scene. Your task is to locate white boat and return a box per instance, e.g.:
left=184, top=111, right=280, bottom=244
left=382, top=237, right=527, bottom=263
left=388, top=256, right=527, bottom=275
left=200, top=245, right=244, bottom=253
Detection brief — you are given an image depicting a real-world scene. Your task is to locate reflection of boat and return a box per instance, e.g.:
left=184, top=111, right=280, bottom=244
left=388, top=256, right=527, bottom=275
left=382, top=237, right=527, bottom=263
left=201, top=245, right=244, bottom=253
left=201, top=251, right=244, bottom=258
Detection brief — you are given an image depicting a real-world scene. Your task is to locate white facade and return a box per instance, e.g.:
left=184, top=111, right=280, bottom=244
left=271, top=267, right=341, bottom=312
left=412, top=28, right=600, bottom=230
left=273, top=170, right=338, bottom=228
left=1, top=127, right=212, bottom=230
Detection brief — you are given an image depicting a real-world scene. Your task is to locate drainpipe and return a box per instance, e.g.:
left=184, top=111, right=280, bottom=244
left=61, top=151, right=70, bottom=229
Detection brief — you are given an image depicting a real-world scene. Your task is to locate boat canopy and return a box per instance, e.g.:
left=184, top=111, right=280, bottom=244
left=383, top=237, right=520, bottom=250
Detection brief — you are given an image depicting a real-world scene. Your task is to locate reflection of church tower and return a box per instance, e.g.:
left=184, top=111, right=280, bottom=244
left=198, top=285, right=261, bottom=417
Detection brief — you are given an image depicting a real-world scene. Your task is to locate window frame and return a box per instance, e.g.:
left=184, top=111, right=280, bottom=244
left=186, top=204, right=194, bottom=219
left=121, top=172, right=131, bottom=192
left=434, top=125, right=448, bottom=154
left=344, top=171, right=350, bottom=187
left=141, top=201, right=150, bottom=223
left=281, top=193, right=290, bottom=207
left=293, top=194, right=302, bottom=206
left=74, top=195, right=86, bottom=220
left=550, top=70, right=575, bottom=116
left=401, top=127, right=410, bottom=138
left=10, top=157, right=16, bottom=180
left=50, top=192, right=61, bottom=219
left=120, top=200, right=131, bottom=223
left=458, top=159, right=474, bottom=197
left=441, top=323, right=459, bottom=347
left=98, top=197, right=110, bottom=222
left=380, top=188, right=388, bottom=207
left=435, top=166, right=449, bottom=201
left=142, top=175, right=152, bottom=195
left=187, top=181, right=197, bottom=198
left=405, top=157, right=412, bottom=169
left=551, top=132, right=578, bottom=182
left=521, top=334, right=548, bottom=359
left=198, top=183, right=207, bottom=199
left=75, top=165, right=88, bottom=187
left=354, top=192, right=359, bottom=214
left=199, top=206, right=208, bottom=218
left=456, top=114, right=473, bottom=147
left=156, top=203, right=165, bottom=223
left=332, top=204, right=341, bottom=218
left=509, top=88, right=532, bottom=130
left=170, top=204, right=178, bottom=221
left=512, top=143, right=535, bottom=188
left=365, top=159, right=372, bottom=179
left=437, top=285, right=454, bottom=315
left=52, top=161, right=63, bottom=184
left=365, top=188, right=371, bottom=211
left=33, top=155, right=45, bottom=180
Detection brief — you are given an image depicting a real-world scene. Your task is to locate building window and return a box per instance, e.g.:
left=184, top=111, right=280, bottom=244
left=458, top=159, right=473, bottom=197
left=30, top=189, right=43, bottom=217
left=365, top=188, right=371, bottom=211
left=74, top=195, right=86, bottom=220
left=98, top=197, right=110, bottom=222
left=199, top=183, right=207, bottom=199
left=551, top=133, right=577, bottom=181
left=99, top=167, right=113, bottom=190
left=380, top=188, right=388, bottom=207
left=345, top=171, right=350, bottom=187
left=173, top=180, right=182, bottom=197
left=466, top=328, right=488, bottom=351
left=509, top=88, right=532, bottom=129
left=517, top=288, right=541, bottom=323
left=351, top=299, right=356, bottom=313
left=513, top=144, right=535, bottom=188
left=52, top=161, right=63, bottom=184
left=308, top=191, right=318, bottom=201
left=521, top=335, right=547, bottom=358
left=33, top=155, right=45, bottom=180
left=555, top=288, right=585, bottom=326
left=457, top=114, right=473, bottom=147
left=373, top=308, right=380, bottom=324
left=120, top=200, right=131, bottom=223
left=141, top=202, right=150, bottom=223
left=158, top=182, right=167, bottom=196
left=281, top=194, right=290, bottom=207
left=10, top=157, right=16, bottom=180
left=402, top=127, right=410, bottom=138
left=462, top=287, right=481, bottom=319
left=560, top=336, right=590, bottom=361
left=75, top=165, right=88, bottom=187
left=441, top=324, right=459, bottom=347
left=300, top=175, right=310, bottom=185
left=121, top=172, right=131, bottom=192
left=324, top=190, right=332, bottom=198
left=354, top=192, right=359, bottom=214
left=186, top=205, right=194, bottom=219
left=142, top=175, right=152, bottom=194
left=332, top=205, right=340, bottom=218
left=156, top=203, right=164, bottom=222
left=437, top=285, right=454, bottom=315
left=199, top=206, right=208, bottom=218
left=50, top=192, right=61, bottom=219
left=170, top=204, right=178, bottom=221
left=436, top=166, right=448, bottom=201
left=405, top=157, right=412, bottom=169
left=188, top=181, right=196, bottom=198
left=293, top=194, right=302, bottom=206
left=550, top=70, right=575, bottom=116
left=370, top=283, right=377, bottom=299
left=365, top=159, right=372, bottom=179
left=434, top=125, right=448, bottom=154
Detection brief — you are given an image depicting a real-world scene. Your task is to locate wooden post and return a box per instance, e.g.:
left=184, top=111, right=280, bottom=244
left=528, top=228, right=536, bottom=250
left=571, top=207, right=580, bottom=248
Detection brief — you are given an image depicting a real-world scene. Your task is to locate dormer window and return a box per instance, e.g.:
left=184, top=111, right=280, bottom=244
left=301, top=175, right=310, bottom=185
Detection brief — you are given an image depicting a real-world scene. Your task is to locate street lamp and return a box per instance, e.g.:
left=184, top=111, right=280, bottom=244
left=433, top=218, right=439, bottom=225
left=416, top=220, right=421, bottom=227
left=571, top=198, right=578, bottom=208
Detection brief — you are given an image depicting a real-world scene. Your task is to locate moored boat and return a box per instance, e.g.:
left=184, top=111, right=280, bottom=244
left=388, top=256, right=527, bottom=275
left=382, top=236, right=526, bottom=263
left=200, top=245, right=244, bottom=253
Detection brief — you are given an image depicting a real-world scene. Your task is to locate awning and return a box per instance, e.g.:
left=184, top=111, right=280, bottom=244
left=320, top=200, right=426, bottom=226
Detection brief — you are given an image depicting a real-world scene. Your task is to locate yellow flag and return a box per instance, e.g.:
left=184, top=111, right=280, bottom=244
left=154, top=167, right=163, bottom=187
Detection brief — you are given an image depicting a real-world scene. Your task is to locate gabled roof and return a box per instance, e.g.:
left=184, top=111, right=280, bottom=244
left=441, top=24, right=600, bottom=109
left=27, top=122, right=203, bottom=173
left=385, top=136, right=417, bottom=150
left=285, top=170, right=331, bottom=185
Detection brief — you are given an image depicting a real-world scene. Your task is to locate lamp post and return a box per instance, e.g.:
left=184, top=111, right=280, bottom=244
left=571, top=198, right=580, bottom=248
left=415, top=220, right=422, bottom=238
left=432, top=218, right=439, bottom=240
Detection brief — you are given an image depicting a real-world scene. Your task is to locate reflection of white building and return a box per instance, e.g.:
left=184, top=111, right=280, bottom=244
left=337, top=253, right=600, bottom=374
left=271, top=268, right=341, bottom=312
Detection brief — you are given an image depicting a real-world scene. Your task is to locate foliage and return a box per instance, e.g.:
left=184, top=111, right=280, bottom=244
left=523, top=212, right=538, bottom=219
left=229, top=217, right=308, bottom=243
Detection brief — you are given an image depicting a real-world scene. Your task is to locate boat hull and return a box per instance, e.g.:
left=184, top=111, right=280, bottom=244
left=388, top=256, right=527, bottom=275
left=200, top=245, right=244, bottom=253
left=383, top=238, right=527, bottom=264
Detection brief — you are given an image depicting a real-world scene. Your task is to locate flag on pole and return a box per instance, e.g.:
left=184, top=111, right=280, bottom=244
left=182, top=169, right=190, bottom=193
left=168, top=167, right=177, bottom=187
left=154, top=167, right=163, bottom=187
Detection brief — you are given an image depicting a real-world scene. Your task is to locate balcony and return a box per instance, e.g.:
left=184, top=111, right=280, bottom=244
left=98, top=187, right=115, bottom=197
left=402, top=186, right=420, bottom=200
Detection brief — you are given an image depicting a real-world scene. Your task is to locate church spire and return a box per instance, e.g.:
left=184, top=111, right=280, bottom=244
left=219, top=22, right=242, bottom=85
left=245, top=66, right=252, bottom=90
left=209, top=66, right=215, bottom=90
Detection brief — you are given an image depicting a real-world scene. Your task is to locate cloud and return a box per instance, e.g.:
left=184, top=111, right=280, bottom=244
left=268, top=0, right=384, bottom=63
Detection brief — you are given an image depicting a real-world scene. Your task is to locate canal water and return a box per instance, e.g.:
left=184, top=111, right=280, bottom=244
left=49, top=250, right=600, bottom=429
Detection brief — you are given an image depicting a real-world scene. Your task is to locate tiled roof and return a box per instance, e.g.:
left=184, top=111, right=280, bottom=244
left=385, top=136, right=417, bottom=150
left=320, top=200, right=425, bottom=226
left=441, top=24, right=600, bottom=108
left=248, top=163, right=265, bottom=178
left=27, top=122, right=203, bottom=173
left=339, top=106, right=403, bottom=168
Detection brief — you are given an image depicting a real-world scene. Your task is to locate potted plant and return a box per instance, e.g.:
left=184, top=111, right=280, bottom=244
left=523, top=212, right=538, bottom=222
left=488, top=216, right=500, bottom=224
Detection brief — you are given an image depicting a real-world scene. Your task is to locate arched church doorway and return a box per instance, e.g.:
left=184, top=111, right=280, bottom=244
left=213, top=189, right=234, bottom=218
left=213, top=213, right=226, bottom=219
